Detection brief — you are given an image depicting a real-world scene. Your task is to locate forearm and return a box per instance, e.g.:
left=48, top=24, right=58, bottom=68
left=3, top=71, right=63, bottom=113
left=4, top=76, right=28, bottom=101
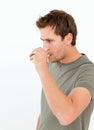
left=38, top=68, right=74, bottom=125
left=36, top=115, right=40, bottom=130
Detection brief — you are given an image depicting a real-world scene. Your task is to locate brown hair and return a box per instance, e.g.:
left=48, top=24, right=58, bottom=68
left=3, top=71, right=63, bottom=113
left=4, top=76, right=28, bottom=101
left=36, top=10, right=77, bottom=45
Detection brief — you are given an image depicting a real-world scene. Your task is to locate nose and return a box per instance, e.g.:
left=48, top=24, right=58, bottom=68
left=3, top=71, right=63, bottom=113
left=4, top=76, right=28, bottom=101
left=43, top=42, right=49, bottom=51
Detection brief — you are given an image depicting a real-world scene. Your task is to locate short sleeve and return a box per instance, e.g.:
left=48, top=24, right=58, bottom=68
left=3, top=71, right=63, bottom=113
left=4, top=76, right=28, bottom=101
left=75, top=64, right=94, bottom=100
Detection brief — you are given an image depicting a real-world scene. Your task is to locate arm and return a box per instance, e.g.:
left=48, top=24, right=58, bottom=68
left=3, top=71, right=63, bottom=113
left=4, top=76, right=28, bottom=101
left=30, top=48, right=91, bottom=125
left=39, top=68, right=91, bottom=125
left=36, top=115, right=40, bottom=130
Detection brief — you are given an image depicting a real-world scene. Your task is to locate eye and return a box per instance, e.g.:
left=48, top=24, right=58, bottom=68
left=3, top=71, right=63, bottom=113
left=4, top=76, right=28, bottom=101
left=40, top=38, right=54, bottom=44
left=46, top=39, right=54, bottom=43
left=47, top=39, right=51, bottom=42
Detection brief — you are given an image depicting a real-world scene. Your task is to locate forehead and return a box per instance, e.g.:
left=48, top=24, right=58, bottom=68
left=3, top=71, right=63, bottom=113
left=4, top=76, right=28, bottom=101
left=40, top=26, right=63, bottom=41
left=40, top=26, right=56, bottom=38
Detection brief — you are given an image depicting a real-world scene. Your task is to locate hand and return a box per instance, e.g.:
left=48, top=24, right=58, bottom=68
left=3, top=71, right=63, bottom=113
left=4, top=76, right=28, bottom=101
left=29, top=47, right=48, bottom=74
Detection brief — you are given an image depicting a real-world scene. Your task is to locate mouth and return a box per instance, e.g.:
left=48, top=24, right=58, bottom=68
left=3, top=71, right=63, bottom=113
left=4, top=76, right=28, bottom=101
left=47, top=53, right=52, bottom=58
left=47, top=54, right=50, bottom=57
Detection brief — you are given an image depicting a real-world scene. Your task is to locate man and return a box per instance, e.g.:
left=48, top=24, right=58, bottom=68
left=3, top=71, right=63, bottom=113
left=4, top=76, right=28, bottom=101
left=30, top=10, right=94, bottom=130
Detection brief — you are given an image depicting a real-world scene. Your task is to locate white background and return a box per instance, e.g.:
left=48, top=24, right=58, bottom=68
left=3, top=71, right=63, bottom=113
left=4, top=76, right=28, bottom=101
left=0, top=0, right=94, bottom=130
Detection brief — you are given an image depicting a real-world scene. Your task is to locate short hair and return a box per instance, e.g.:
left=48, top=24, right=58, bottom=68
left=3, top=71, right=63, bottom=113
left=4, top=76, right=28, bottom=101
left=36, top=9, right=77, bottom=45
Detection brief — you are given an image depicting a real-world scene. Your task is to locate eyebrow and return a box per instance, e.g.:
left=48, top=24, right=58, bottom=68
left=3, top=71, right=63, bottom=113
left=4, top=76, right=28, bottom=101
left=40, top=38, right=53, bottom=41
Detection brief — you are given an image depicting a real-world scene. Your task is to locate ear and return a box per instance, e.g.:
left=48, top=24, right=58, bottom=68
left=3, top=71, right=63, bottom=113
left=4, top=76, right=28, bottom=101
left=64, top=33, right=73, bottom=46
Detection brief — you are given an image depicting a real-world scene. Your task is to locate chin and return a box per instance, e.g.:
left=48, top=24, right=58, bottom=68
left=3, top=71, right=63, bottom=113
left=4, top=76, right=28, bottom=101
left=49, top=58, right=58, bottom=63
left=48, top=55, right=58, bottom=63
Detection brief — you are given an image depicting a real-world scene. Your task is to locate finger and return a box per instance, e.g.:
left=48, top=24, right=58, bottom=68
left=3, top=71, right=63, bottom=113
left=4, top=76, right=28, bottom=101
left=30, top=54, right=35, bottom=60
left=29, top=51, right=36, bottom=57
left=29, top=51, right=36, bottom=60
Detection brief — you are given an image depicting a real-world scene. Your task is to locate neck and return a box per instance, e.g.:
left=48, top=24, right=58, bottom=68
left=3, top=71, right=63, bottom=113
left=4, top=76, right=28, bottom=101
left=59, top=46, right=82, bottom=64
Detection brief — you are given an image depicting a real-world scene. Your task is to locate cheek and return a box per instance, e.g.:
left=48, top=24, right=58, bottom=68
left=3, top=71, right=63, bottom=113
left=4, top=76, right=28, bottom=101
left=55, top=46, right=65, bottom=58
left=55, top=46, right=64, bottom=53
left=51, top=43, right=64, bottom=55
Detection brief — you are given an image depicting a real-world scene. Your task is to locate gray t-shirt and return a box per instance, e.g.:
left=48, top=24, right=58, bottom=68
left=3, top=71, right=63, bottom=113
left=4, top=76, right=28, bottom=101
left=39, top=54, right=94, bottom=130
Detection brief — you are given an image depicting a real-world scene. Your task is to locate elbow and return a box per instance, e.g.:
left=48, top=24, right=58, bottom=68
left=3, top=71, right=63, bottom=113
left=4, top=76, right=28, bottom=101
left=57, top=115, right=73, bottom=126
left=58, top=116, right=74, bottom=126
left=51, top=103, right=76, bottom=126
left=55, top=111, right=75, bottom=126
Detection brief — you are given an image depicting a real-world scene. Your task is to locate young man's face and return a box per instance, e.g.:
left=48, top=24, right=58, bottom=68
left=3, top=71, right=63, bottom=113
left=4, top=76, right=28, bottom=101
left=40, top=26, right=68, bottom=63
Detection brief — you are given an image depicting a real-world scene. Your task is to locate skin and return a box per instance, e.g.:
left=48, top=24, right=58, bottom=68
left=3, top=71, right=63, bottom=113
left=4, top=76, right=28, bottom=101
left=30, top=26, right=91, bottom=126
left=36, top=116, right=40, bottom=130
